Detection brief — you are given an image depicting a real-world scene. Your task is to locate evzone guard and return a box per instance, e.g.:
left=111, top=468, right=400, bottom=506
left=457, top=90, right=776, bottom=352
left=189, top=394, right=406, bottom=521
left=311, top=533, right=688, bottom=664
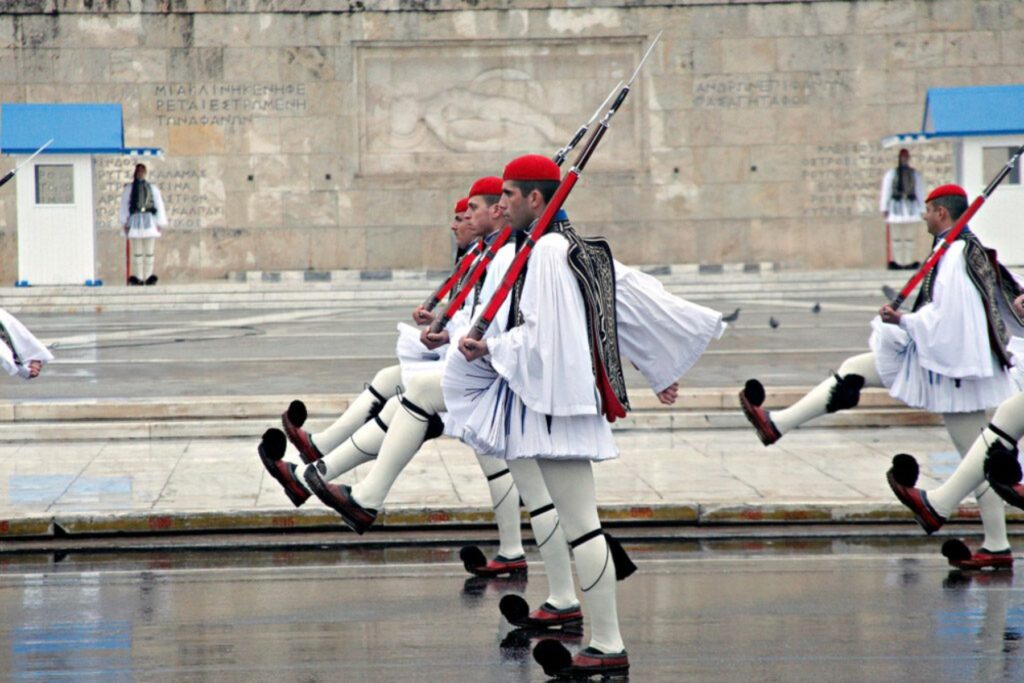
left=257, top=81, right=622, bottom=578
left=258, top=191, right=534, bottom=576
left=740, top=183, right=1024, bottom=570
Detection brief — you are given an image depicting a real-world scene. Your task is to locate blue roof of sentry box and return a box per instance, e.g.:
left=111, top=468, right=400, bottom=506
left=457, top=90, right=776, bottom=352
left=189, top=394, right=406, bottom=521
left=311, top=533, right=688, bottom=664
left=883, top=84, right=1024, bottom=148
left=0, top=103, right=162, bottom=156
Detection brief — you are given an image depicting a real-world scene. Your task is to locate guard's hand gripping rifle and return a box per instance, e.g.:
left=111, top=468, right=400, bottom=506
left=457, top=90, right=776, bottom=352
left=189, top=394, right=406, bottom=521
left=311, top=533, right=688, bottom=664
left=426, top=79, right=624, bottom=334
left=890, top=142, right=1024, bottom=310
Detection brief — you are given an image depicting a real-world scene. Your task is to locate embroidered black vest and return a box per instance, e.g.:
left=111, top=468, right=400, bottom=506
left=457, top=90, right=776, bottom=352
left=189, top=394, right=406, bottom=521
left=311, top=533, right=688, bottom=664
left=913, top=228, right=1023, bottom=369
left=506, top=220, right=630, bottom=415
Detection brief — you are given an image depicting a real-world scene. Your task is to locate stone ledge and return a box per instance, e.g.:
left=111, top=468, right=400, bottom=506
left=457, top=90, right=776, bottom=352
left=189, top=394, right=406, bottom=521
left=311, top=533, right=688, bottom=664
left=1, top=501, right=1018, bottom=540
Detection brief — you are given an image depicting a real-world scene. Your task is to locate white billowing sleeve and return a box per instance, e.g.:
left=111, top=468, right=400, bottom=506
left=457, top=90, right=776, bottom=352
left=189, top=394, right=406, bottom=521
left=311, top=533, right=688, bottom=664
left=152, top=185, right=169, bottom=228
left=614, top=262, right=726, bottom=393
left=118, top=185, right=131, bottom=226
left=880, top=169, right=894, bottom=213
left=487, top=234, right=599, bottom=417
left=899, top=241, right=996, bottom=379
left=0, top=309, right=55, bottom=379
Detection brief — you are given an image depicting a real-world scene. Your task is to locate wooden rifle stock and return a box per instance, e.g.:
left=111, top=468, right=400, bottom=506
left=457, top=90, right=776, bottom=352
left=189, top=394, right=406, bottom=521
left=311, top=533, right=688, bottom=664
left=891, top=142, right=1024, bottom=310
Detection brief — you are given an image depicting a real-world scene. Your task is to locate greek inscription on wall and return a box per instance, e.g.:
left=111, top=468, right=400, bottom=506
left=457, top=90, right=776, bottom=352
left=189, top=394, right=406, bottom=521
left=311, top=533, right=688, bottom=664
left=801, top=142, right=953, bottom=218
left=94, top=156, right=224, bottom=231
left=693, top=73, right=850, bottom=109
left=151, top=83, right=308, bottom=127
left=356, top=40, right=642, bottom=175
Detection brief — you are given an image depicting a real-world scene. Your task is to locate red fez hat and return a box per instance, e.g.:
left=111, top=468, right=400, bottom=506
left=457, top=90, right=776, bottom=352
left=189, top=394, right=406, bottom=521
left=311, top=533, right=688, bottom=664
left=898, top=148, right=910, bottom=156
left=503, top=154, right=560, bottom=182
left=454, top=197, right=469, bottom=214
left=468, top=176, right=503, bottom=198
left=925, top=184, right=967, bottom=203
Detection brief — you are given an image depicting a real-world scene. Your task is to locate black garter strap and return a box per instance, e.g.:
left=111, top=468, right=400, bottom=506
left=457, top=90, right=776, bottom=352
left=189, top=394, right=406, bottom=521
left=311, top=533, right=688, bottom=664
left=569, top=528, right=603, bottom=549
left=486, top=468, right=511, bottom=482
left=366, top=384, right=388, bottom=420
left=400, top=396, right=431, bottom=420
left=989, top=423, right=1018, bottom=446
left=399, top=396, right=445, bottom=440
left=569, top=529, right=637, bottom=584
left=529, top=503, right=555, bottom=518
left=373, top=414, right=389, bottom=433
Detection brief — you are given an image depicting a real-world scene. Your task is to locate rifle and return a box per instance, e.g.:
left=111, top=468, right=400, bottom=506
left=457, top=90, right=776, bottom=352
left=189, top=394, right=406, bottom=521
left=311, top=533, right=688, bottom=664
left=890, top=142, right=1024, bottom=310
left=426, top=79, right=623, bottom=334
left=0, top=139, right=54, bottom=189
left=421, top=240, right=484, bottom=312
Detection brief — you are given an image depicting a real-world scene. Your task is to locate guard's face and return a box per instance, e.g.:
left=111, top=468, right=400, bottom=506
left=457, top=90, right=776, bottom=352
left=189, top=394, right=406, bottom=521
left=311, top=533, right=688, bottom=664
left=500, top=181, right=533, bottom=231
left=922, top=201, right=945, bottom=236
left=452, top=211, right=475, bottom=249
left=465, top=196, right=495, bottom=239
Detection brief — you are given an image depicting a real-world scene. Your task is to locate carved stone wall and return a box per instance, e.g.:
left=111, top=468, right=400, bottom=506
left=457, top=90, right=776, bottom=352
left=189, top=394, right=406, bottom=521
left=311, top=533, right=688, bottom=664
left=0, top=0, right=1022, bottom=281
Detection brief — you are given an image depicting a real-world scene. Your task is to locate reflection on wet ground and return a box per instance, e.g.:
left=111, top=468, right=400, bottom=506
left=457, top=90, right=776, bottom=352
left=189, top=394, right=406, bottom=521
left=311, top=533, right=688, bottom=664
left=1, top=536, right=1023, bottom=682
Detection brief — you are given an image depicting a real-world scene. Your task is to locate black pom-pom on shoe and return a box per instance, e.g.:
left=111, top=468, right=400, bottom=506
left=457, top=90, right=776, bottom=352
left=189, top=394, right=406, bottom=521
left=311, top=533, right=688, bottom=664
left=942, top=539, right=972, bottom=564
left=286, top=400, right=308, bottom=429
left=260, top=428, right=287, bottom=461
left=890, top=453, right=920, bottom=488
left=499, top=594, right=530, bottom=624
left=459, top=545, right=486, bottom=572
left=743, top=379, right=766, bottom=407
left=533, top=639, right=573, bottom=677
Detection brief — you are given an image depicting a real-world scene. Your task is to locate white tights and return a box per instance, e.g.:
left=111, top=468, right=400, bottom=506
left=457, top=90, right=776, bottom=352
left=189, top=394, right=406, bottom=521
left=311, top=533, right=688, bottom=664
left=926, top=395, right=1024, bottom=551
left=312, top=365, right=403, bottom=456
left=130, top=237, right=156, bottom=280
left=771, top=352, right=1010, bottom=551
left=537, top=459, right=624, bottom=654
left=508, top=458, right=576, bottom=610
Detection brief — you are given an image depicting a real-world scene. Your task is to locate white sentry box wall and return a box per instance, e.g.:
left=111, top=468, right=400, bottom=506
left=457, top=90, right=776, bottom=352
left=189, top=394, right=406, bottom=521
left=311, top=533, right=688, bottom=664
left=957, top=135, right=1024, bottom=267
left=14, top=153, right=96, bottom=285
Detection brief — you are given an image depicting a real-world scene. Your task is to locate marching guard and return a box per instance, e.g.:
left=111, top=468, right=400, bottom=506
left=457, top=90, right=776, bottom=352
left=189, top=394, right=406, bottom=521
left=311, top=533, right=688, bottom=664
left=740, top=184, right=1024, bottom=569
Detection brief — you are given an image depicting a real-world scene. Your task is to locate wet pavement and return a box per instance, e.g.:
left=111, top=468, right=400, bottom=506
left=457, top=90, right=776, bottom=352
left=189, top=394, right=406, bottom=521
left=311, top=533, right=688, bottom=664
left=14, top=291, right=884, bottom=400
left=1, top=538, right=1022, bottom=682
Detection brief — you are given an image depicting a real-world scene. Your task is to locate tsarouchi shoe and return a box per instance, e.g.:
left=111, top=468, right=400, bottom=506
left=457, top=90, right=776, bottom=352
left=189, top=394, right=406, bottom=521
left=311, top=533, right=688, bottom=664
left=303, top=465, right=377, bottom=534
left=942, top=539, right=1014, bottom=571
left=739, top=379, right=781, bottom=446
left=460, top=546, right=527, bottom=577
left=256, top=429, right=310, bottom=507
left=886, top=454, right=946, bottom=534
left=501, top=595, right=583, bottom=630
left=281, top=400, right=323, bottom=464
left=534, top=640, right=629, bottom=679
